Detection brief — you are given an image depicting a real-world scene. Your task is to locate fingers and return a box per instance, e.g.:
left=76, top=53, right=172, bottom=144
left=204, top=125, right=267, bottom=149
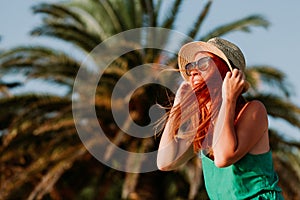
left=179, top=81, right=192, bottom=92
left=224, top=69, right=246, bottom=90
left=174, top=81, right=192, bottom=103
left=225, top=71, right=232, bottom=78
left=225, top=68, right=241, bottom=75
left=226, top=69, right=245, bottom=83
left=231, top=68, right=243, bottom=78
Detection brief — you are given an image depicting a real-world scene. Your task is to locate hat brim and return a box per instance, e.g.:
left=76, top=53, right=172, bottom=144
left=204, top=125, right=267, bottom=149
left=178, top=41, right=233, bottom=82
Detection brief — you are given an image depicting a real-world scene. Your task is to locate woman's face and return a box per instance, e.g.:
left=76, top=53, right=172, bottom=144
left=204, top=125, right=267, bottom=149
left=187, top=52, right=223, bottom=89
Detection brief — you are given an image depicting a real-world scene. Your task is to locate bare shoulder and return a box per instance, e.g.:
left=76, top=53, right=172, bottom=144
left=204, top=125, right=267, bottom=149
left=246, top=100, right=268, bottom=117
left=237, top=100, right=268, bottom=127
left=247, top=100, right=267, bottom=113
left=241, top=100, right=270, bottom=154
left=234, top=100, right=270, bottom=155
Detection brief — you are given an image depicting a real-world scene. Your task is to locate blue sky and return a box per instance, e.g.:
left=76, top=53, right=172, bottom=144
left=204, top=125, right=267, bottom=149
left=0, top=0, right=300, bottom=140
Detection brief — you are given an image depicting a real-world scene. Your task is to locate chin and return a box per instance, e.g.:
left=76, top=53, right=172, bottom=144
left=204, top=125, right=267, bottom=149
left=192, top=80, right=201, bottom=86
left=192, top=83, right=201, bottom=90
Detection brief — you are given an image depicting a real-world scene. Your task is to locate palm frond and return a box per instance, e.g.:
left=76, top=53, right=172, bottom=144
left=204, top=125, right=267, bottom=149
left=200, top=15, right=270, bottom=41
left=153, top=0, right=163, bottom=22
left=160, top=0, right=184, bottom=29
left=246, top=94, right=300, bottom=128
left=0, top=46, right=81, bottom=86
left=246, top=65, right=293, bottom=97
left=32, top=3, right=102, bottom=50
left=269, top=129, right=300, bottom=199
left=95, top=0, right=125, bottom=31
left=31, top=23, right=100, bottom=52
left=65, top=1, right=108, bottom=33
left=66, top=6, right=109, bottom=39
left=139, top=0, right=156, bottom=26
left=0, top=94, right=71, bottom=148
left=187, top=0, right=212, bottom=39
left=32, top=3, right=82, bottom=23
left=112, top=0, right=143, bottom=28
left=68, top=0, right=131, bottom=32
left=269, top=128, right=300, bottom=149
left=273, top=151, right=300, bottom=199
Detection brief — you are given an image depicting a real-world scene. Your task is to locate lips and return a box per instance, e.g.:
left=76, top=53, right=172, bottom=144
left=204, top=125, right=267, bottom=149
left=192, top=77, right=202, bottom=87
left=193, top=80, right=201, bottom=85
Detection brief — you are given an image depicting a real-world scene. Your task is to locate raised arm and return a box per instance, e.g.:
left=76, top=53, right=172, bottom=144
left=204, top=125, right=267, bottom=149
left=157, top=82, right=196, bottom=171
left=212, top=69, right=269, bottom=167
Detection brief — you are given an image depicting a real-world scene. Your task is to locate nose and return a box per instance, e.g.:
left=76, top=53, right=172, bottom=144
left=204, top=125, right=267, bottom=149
left=190, top=69, right=200, bottom=77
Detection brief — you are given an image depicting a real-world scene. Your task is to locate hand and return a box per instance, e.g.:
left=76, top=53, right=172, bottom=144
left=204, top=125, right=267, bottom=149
left=173, top=81, right=192, bottom=105
left=222, top=69, right=246, bottom=102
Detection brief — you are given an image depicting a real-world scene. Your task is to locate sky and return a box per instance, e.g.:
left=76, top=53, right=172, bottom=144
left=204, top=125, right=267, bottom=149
left=0, top=0, right=300, bottom=140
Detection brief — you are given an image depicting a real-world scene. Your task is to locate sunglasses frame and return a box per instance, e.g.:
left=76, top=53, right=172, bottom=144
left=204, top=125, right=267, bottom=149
left=184, top=57, right=213, bottom=76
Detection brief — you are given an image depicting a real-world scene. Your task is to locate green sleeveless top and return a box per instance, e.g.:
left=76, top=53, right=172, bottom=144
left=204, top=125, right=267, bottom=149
left=200, top=151, right=283, bottom=200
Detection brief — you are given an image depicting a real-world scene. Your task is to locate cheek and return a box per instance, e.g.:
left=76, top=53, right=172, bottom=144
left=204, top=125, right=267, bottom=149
left=204, top=67, right=223, bottom=84
left=202, top=67, right=216, bottom=80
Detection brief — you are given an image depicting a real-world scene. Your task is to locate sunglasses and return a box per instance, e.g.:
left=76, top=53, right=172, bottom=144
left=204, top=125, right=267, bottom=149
left=185, top=57, right=213, bottom=76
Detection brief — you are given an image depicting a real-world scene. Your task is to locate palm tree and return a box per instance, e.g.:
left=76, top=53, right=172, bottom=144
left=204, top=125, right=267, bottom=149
left=0, top=0, right=299, bottom=199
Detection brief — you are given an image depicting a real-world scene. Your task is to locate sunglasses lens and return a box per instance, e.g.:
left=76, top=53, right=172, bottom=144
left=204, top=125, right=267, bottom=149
left=197, top=57, right=211, bottom=71
left=185, top=57, right=212, bottom=76
left=185, top=63, right=193, bottom=76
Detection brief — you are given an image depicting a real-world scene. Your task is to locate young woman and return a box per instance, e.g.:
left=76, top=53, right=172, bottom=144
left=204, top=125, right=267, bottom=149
left=156, top=37, right=283, bottom=199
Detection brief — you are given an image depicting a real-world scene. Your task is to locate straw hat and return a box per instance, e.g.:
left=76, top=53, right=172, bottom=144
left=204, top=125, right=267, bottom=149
left=178, top=37, right=249, bottom=91
left=207, top=37, right=246, bottom=72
